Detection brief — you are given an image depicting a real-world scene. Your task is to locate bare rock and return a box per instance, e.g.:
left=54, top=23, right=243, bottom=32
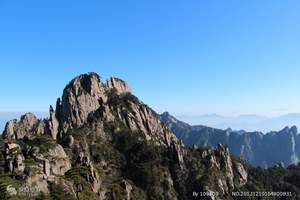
left=43, top=159, right=51, bottom=177
left=13, top=154, right=25, bottom=175
left=2, top=113, right=45, bottom=140
left=208, top=154, right=220, bottom=169
left=57, top=72, right=106, bottom=133
left=49, top=105, right=59, bottom=140
left=235, top=162, right=248, bottom=186
left=67, top=135, right=74, bottom=147
left=112, top=99, right=182, bottom=148
left=25, top=174, right=49, bottom=193
left=47, top=144, right=71, bottom=176
left=120, top=180, right=133, bottom=200
left=217, top=144, right=234, bottom=189
left=171, top=140, right=186, bottom=170
left=88, top=164, right=101, bottom=193
left=74, top=150, right=101, bottom=193
left=107, top=77, right=131, bottom=94
left=77, top=152, right=91, bottom=166
left=4, top=143, right=25, bottom=175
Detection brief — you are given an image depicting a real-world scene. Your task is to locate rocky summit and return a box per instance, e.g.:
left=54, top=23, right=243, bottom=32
left=1, top=72, right=300, bottom=200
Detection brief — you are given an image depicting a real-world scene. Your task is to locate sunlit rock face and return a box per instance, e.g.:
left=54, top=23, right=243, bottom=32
left=4, top=72, right=300, bottom=200
left=2, top=113, right=48, bottom=140
left=56, top=73, right=106, bottom=133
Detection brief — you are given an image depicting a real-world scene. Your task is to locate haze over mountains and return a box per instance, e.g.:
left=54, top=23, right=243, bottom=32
left=3, top=111, right=300, bottom=134
left=177, top=113, right=300, bottom=133
left=161, top=112, right=300, bottom=167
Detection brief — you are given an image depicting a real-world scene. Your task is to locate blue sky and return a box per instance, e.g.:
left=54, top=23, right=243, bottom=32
left=0, top=0, right=300, bottom=116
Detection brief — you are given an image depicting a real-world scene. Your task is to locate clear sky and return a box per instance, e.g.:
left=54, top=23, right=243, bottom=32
left=0, top=0, right=300, bottom=116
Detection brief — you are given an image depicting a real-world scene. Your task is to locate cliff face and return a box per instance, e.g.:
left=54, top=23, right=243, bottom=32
left=161, top=112, right=300, bottom=167
left=0, top=72, right=187, bottom=199
left=0, top=72, right=300, bottom=200
left=3, top=73, right=180, bottom=148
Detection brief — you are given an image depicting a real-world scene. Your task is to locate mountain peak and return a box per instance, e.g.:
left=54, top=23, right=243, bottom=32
left=58, top=72, right=106, bottom=132
left=3, top=72, right=181, bottom=148
left=64, top=72, right=101, bottom=94
left=161, top=111, right=171, bottom=118
left=107, top=77, right=131, bottom=94
left=160, top=112, right=181, bottom=124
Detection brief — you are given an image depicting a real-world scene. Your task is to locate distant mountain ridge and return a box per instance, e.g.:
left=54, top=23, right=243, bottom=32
left=177, top=113, right=300, bottom=133
left=161, top=112, right=300, bottom=167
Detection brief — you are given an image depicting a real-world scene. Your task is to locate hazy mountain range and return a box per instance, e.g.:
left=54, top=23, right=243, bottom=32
left=177, top=113, right=300, bottom=133
left=161, top=112, right=300, bottom=167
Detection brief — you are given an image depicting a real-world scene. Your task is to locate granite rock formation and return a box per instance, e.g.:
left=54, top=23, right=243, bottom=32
left=0, top=72, right=300, bottom=199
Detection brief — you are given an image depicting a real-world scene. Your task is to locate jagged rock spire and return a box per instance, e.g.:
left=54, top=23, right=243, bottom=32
left=2, top=72, right=183, bottom=154
left=49, top=105, right=59, bottom=140
left=107, top=77, right=131, bottom=94
left=2, top=113, right=46, bottom=140
left=57, top=72, right=106, bottom=133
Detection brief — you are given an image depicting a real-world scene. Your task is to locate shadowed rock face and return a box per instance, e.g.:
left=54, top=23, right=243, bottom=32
left=161, top=112, right=300, bottom=167
left=1, top=72, right=300, bottom=199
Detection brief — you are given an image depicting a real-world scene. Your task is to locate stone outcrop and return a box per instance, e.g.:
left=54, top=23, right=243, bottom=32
left=195, top=144, right=248, bottom=196
left=76, top=152, right=101, bottom=193
left=47, top=144, right=71, bottom=176
left=2, top=113, right=46, bottom=140
left=4, top=143, right=25, bottom=175
left=107, top=77, right=131, bottom=94
left=49, top=105, right=59, bottom=140
left=109, top=99, right=181, bottom=147
left=235, top=162, right=248, bottom=186
left=56, top=73, right=106, bottom=133
left=13, top=154, right=25, bottom=175
left=217, top=144, right=234, bottom=190
left=88, top=164, right=101, bottom=193
left=170, top=140, right=186, bottom=170
left=77, top=152, right=91, bottom=166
